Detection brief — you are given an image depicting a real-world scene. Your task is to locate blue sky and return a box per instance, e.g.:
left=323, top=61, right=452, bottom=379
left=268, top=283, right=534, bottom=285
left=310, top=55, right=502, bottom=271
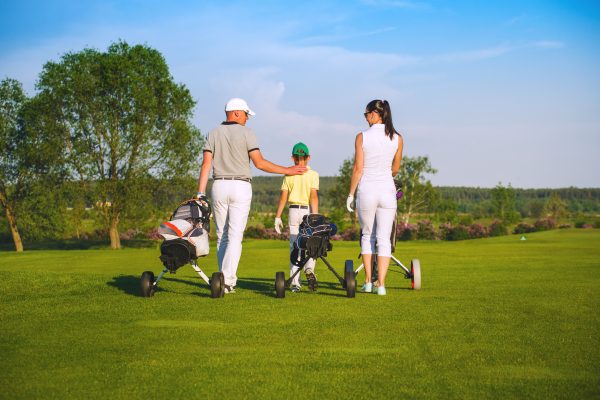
left=1, top=0, right=599, bottom=188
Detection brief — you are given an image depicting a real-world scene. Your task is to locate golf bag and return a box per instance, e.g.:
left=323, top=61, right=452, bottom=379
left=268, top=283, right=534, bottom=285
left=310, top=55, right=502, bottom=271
left=158, top=198, right=211, bottom=273
left=291, top=214, right=337, bottom=267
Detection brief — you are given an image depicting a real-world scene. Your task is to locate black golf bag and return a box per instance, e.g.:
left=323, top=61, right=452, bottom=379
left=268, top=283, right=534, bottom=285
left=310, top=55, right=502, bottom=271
left=291, top=214, right=337, bottom=267
left=158, top=198, right=212, bottom=273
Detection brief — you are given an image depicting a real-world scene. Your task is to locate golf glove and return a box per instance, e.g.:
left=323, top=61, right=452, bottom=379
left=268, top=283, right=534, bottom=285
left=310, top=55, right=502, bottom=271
left=346, top=195, right=354, bottom=212
left=274, top=217, right=283, bottom=234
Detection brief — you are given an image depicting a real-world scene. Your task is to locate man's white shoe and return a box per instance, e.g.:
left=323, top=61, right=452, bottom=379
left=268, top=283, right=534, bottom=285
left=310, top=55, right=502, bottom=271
left=224, top=285, right=236, bottom=294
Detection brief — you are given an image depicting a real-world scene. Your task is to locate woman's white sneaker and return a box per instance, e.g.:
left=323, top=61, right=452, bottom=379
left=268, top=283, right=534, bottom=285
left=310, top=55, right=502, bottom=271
left=361, top=282, right=373, bottom=292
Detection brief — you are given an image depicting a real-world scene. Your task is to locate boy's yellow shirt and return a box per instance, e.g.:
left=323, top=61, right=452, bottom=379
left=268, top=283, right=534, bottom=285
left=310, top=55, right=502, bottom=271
left=281, top=166, right=319, bottom=205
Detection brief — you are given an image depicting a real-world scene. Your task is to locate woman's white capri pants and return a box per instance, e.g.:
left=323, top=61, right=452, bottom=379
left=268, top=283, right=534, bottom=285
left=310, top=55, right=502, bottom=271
left=356, top=180, right=397, bottom=257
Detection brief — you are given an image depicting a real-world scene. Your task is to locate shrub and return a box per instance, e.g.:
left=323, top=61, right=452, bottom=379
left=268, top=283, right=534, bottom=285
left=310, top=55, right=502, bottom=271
left=438, top=223, right=469, bottom=241
left=574, top=220, right=586, bottom=228
left=397, top=223, right=417, bottom=241
left=80, top=228, right=108, bottom=241
left=119, top=228, right=145, bottom=240
left=534, top=218, right=556, bottom=231
left=438, top=223, right=452, bottom=240
left=513, top=223, right=535, bottom=234
left=446, top=224, right=470, bottom=241
left=559, top=224, right=571, bottom=229
left=468, top=223, right=489, bottom=239
left=244, top=226, right=286, bottom=239
left=594, top=221, right=600, bottom=229
left=339, top=227, right=359, bottom=241
left=417, top=220, right=437, bottom=240
left=147, top=228, right=161, bottom=240
left=488, top=220, right=507, bottom=237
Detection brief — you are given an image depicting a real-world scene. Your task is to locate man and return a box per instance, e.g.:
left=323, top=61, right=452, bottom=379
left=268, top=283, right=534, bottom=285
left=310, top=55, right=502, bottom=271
left=196, top=98, right=306, bottom=293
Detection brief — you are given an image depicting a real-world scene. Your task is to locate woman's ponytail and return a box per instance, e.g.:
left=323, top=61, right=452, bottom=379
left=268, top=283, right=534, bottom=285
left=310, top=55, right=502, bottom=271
left=382, top=100, right=398, bottom=140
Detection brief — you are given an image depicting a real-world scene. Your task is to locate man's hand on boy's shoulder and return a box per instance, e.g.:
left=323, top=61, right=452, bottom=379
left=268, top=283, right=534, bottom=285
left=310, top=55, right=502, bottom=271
left=285, top=165, right=307, bottom=175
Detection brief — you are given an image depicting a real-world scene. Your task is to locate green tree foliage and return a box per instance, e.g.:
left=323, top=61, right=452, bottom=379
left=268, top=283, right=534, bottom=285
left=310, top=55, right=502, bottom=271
left=396, top=156, right=438, bottom=224
left=34, top=41, right=202, bottom=248
left=0, top=78, right=27, bottom=251
left=0, top=78, right=67, bottom=250
left=545, top=192, right=568, bottom=219
left=491, top=182, right=520, bottom=224
left=528, top=200, right=545, bottom=219
left=327, top=157, right=356, bottom=229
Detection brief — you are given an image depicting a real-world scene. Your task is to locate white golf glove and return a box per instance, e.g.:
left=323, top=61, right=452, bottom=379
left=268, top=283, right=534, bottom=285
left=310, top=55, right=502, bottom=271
left=346, top=195, right=354, bottom=212
left=274, top=217, right=283, bottom=234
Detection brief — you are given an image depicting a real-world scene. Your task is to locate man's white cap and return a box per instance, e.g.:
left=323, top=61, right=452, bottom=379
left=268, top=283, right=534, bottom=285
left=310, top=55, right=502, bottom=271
left=225, top=98, right=256, bottom=116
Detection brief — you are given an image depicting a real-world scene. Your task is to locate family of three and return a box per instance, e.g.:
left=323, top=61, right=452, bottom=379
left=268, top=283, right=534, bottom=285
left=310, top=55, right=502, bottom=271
left=196, top=98, right=403, bottom=295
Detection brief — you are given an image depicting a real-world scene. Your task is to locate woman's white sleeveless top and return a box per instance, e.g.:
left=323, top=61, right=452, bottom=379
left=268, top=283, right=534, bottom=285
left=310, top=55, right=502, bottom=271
left=360, top=124, right=398, bottom=184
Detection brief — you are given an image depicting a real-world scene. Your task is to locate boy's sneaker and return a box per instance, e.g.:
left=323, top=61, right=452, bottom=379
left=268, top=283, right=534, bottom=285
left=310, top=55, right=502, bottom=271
left=361, top=282, right=373, bottom=292
left=291, top=285, right=301, bottom=293
left=224, top=285, right=236, bottom=294
left=305, top=270, right=318, bottom=291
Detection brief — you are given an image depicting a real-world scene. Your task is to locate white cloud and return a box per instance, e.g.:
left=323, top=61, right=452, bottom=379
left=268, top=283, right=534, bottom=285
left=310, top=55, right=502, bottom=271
left=532, top=40, right=565, bottom=49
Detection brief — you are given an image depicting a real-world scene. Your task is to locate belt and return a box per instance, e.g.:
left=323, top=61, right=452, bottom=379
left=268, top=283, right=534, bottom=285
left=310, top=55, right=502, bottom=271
left=213, top=177, right=252, bottom=183
left=289, top=205, right=309, bottom=209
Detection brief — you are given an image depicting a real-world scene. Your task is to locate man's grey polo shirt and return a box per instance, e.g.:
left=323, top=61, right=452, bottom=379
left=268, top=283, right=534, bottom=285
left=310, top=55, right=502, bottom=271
left=204, top=122, right=259, bottom=180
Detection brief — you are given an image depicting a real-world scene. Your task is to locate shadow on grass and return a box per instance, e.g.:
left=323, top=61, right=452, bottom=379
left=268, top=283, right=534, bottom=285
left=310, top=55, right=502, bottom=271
left=0, top=239, right=158, bottom=251
left=162, top=276, right=211, bottom=298
left=237, top=277, right=353, bottom=298
left=107, top=274, right=212, bottom=298
left=236, top=277, right=277, bottom=298
left=108, top=274, right=143, bottom=297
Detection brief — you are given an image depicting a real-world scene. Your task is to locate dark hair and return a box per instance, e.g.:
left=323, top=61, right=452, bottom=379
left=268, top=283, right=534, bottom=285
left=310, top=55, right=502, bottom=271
left=366, top=99, right=399, bottom=140
left=293, top=155, right=308, bottom=162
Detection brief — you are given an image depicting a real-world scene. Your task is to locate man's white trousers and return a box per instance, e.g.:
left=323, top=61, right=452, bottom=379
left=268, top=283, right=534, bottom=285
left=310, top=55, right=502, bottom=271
left=211, top=180, right=252, bottom=287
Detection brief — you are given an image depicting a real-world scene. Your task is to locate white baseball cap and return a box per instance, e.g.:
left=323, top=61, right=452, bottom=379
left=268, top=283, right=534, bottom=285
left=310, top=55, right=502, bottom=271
left=225, top=98, right=256, bottom=116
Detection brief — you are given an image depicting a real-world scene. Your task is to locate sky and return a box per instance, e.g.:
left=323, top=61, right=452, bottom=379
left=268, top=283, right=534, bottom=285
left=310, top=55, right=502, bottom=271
left=1, top=0, right=599, bottom=188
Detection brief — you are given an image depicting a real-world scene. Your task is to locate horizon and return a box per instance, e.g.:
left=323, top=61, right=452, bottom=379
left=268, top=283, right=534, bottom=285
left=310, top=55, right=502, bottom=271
left=1, top=0, right=599, bottom=188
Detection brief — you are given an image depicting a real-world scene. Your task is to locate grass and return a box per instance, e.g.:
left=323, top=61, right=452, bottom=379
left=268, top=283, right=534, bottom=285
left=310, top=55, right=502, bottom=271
left=0, top=229, right=599, bottom=399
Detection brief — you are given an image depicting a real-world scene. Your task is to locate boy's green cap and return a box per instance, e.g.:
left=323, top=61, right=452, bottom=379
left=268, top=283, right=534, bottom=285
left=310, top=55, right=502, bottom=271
left=292, top=142, right=309, bottom=156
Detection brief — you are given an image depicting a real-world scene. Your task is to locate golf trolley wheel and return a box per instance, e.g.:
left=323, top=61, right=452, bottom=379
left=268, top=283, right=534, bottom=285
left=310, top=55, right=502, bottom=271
left=344, top=261, right=356, bottom=298
left=210, top=272, right=224, bottom=298
left=275, top=271, right=286, bottom=299
left=140, top=271, right=156, bottom=297
left=342, top=260, right=353, bottom=288
left=411, top=259, right=422, bottom=290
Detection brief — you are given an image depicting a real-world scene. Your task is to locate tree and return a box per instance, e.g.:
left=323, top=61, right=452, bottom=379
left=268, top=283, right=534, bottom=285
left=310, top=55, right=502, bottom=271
left=0, top=78, right=27, bottom=251
left=545, top=192, right=568, bottom=220
left=528, top=199, right=545, bottom=218
left=491, top=182, right=519, bottom=224
left=396, top=156, right=438, bottom=225
left=35, top=41, right=202, bottom=249
left=328, top=157, right=356, bottom=229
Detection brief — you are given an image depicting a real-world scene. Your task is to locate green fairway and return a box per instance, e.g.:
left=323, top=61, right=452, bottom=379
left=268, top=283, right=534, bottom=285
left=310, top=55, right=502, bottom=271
left=1, top=229, right=599, bottom=399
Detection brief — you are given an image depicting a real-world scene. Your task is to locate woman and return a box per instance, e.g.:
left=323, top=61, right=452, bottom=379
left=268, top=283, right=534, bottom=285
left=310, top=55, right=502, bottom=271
left=347, top=100, right=403, bottom=295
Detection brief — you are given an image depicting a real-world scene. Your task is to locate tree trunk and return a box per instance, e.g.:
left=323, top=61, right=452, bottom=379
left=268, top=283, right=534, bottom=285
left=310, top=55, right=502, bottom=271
left=2, top=199, right=24, bottom=252
left=109, top=213, right=121, bottom=249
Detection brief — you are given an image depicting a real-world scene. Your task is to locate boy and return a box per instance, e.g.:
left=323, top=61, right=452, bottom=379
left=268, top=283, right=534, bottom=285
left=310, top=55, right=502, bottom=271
left=274, top=142, right=320, bottom=292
